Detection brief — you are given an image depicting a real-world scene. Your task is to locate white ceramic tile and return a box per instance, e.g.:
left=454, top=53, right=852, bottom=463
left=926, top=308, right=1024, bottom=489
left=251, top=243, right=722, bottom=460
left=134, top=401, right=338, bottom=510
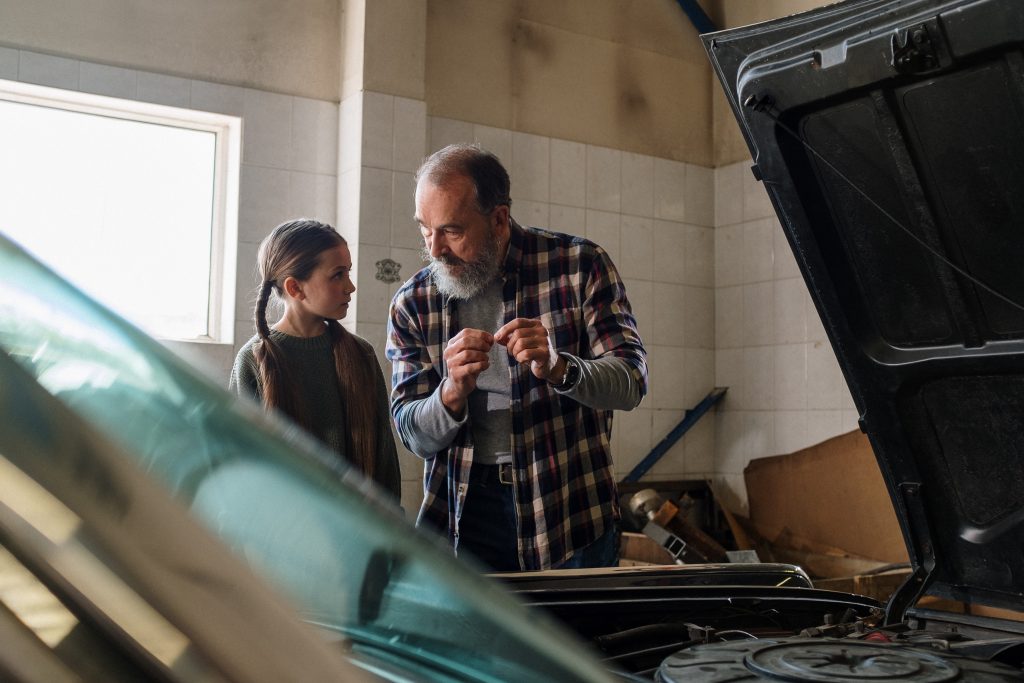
left=618, top=215, right=653, bottom=281
left=684, top=226, right=714, bottom=288
left=806, top=409, right=844, bottom=446
left=714, top=224, right=743, bottom=287
left=683, top=417, right=715, bottom=475
left=742, top=218, right=775, bottom=284
left=391, top=171, right=420, bottom=250
left=651, top=283, right=686, bottom=348
left=807, top=340, right=847, bottom=409
left=472, top=124, right=512, bottom=165
left=19, top=51, right=78, bottom=90
left=614, top=407, right=654, bottom=474
left=292, top=97, right=339, bottom=175
left=237, top=164, right=291, bottom=243
left=773, top=218, right=802, bottom=279
left=644, top=411, right=687, bottom=478
left=683, top=287, right=714, bottom=349
left=511, top=132, right=550, bottom=203
left=243, top=88, right=292, bottom=169
left=715, top=162, right=744, bottom=227
left=233, top=240, right=261, bottom=323
left=585, top=209, right=619, bottom=259
left=356, top=323, right=388, bottom=369
left=79, top=62, right=137, bottom=99
left=429, top=116, right=474, bottom=154
left=652, top=219, right=687, bottom=284
left=393, top=96, right=427, bottom=173
left=516, top=199, right=550, bottom=229
left=548, top=204, right=585, bottom=235
left=355, top=242, right=393, bottom=324
left=137, top=72, right=190, bottom=108
left=0, top=47, right=18, bottom=80
left=744, top=346, right=774, bottom=410
left=362, top=91, right=395, bottom=170
left=653, top=157, right=686, bottom=222
left=234, top=320, right=257, bottom=355
left=621, top=278, right=653, bottom=349
left=773, top=343, right=807, bottom=411
left=684, top=348, right=714, bottom=407
left=550, top=139, right=586, bottom=207
left=742, top=282, right=774, bottom=347
left=621, top=152, right=654, bottom=218
left=773, top=410, right=809, bottom=456
left=715, top=410, right=748, bottom=474
left=746, top=410, right=776, bottom=461
left=684, top=163, right=714, bottom=227
left=358, top=166, right=393, bottom=247
left=338, top=93, right=363, bottom=173
left=714, top=348, right=744, bottom=408
left=646, top=344, right=687, bottom=409
left=336, top=168, right=361, bottom=239
left=715, top=286, right=743, bottom=349
left=742, top=168, right=774, bottom=221
left=191, top=80, right=245, bottom=116
left=773, top=277, right=808, bottom=344
left=288, top=172, right=337, bottom=224
left=585, top=145, right=621, bottom=212
left=842, top=409, right=861, bottom=433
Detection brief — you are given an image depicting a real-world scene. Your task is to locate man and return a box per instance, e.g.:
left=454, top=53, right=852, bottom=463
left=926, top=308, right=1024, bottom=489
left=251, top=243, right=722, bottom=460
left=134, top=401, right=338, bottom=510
left=386, top=143, right=647, bottom=571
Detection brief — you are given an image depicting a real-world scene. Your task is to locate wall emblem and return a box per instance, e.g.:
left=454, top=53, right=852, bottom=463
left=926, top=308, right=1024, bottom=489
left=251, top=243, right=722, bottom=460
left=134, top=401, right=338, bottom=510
left=375, top=258, right=402, bottom=284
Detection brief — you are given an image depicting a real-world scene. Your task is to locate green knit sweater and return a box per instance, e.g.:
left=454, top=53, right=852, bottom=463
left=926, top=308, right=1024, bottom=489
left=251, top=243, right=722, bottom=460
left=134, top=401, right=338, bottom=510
left=229, top=329, right=401, bottom=499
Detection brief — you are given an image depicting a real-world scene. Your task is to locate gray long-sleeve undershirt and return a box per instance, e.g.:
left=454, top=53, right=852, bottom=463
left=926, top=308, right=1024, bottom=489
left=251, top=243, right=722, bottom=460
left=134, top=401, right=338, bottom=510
left=395, top=353, right=641, bottom=458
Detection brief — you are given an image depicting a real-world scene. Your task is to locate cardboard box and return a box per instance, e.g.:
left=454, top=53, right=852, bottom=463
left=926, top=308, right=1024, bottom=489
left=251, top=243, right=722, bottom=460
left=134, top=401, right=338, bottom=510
left=743, top=430, right=909, bottom=568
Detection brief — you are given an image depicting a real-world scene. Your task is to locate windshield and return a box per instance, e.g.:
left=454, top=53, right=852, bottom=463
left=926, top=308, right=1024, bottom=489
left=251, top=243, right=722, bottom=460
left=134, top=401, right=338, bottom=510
left=0, top=233, right=616, bottom=683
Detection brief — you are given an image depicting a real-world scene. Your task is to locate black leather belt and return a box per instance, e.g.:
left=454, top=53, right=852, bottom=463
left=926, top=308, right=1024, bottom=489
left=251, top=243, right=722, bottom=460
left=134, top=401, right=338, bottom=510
left=497, top=462, right=513, bottom=485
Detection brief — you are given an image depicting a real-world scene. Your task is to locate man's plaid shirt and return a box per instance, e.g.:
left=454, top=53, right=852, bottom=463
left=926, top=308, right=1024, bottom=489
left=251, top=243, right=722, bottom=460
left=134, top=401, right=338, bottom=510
left=386, top=221, right=648, bottom=569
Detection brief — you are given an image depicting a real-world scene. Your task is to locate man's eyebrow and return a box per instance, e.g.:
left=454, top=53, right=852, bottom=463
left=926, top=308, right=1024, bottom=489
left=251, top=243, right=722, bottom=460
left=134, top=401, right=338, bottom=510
left=415, top=218, right=464, bottom=231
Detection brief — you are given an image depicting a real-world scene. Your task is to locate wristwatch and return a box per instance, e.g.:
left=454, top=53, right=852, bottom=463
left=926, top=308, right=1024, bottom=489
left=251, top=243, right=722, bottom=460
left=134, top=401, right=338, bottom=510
left=552, top=355, right=581, bottom=391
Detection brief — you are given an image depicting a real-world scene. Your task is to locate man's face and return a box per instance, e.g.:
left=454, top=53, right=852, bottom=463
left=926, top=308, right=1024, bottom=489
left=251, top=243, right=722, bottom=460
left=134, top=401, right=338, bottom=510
left=415, top=174, right=508, bottom=299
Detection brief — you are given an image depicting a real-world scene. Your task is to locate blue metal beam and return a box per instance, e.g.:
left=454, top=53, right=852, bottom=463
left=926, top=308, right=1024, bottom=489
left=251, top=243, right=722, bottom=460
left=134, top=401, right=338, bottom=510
left=675, top=0, right=717, bottom=35
left=621, top=386, right=727, bottom=483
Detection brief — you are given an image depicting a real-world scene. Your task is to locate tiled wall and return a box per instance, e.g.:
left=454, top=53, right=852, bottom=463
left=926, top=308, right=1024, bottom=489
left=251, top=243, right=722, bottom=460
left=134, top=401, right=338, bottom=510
left=3, top=47, right=856, bottom=517
left=0, top=47, right=342, bottom=386
left=711, top=160, right=858, bottom=514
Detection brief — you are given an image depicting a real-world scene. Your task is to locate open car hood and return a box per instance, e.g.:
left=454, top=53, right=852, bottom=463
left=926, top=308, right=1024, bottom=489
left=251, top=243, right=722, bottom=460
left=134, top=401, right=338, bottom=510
left=704, top=0, right=1024, bottom=620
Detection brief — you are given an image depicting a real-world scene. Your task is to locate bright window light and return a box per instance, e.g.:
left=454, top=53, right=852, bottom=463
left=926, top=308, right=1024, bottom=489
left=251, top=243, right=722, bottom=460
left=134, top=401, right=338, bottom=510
left=0, top=80, right=239, bottom=343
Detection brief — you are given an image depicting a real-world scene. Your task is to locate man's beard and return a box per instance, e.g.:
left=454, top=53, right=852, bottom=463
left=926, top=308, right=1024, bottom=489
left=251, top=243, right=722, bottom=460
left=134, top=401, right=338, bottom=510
left=425, top=228, right=501, bottom=300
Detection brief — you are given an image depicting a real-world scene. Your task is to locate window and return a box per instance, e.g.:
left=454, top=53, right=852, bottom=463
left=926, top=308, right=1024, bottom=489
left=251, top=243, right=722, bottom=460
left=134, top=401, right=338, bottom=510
left=0, top=79, right=240, bottom=343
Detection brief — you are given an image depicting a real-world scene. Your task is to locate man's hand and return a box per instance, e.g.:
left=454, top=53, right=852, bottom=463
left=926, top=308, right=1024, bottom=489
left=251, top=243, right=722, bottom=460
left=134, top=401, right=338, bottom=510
left=495, top=318, right=566, bottom=382
left=441, top=328, right=494, bottom=415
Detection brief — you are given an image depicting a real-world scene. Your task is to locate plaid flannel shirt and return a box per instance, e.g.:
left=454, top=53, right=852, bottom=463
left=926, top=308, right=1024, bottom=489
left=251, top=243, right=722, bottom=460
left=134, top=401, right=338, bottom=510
left=386, top=221, right=647, bottom=569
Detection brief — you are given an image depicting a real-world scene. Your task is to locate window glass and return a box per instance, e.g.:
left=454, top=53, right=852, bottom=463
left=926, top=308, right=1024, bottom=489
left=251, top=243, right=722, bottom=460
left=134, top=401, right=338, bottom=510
left=0, top=81, right=238, bottom=342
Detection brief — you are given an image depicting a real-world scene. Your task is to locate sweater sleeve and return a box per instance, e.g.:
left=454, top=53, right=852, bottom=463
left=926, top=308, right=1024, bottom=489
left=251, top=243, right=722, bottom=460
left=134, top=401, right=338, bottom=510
left=229, top=339, right=263, bottom=404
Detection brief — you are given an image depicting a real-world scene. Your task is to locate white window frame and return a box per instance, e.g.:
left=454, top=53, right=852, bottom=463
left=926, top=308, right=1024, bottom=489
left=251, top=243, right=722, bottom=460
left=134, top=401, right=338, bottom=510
left=0, top=79, right=241, bottom=344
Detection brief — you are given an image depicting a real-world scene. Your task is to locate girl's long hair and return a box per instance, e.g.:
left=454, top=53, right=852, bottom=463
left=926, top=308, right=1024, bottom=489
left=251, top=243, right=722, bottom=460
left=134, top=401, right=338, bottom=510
left=253, top=219, right=378, bottom=479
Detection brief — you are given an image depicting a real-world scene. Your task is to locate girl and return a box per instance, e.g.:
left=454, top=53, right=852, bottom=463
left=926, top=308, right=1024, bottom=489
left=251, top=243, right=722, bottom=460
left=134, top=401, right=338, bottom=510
left=230, top=219, right=400, bottom=498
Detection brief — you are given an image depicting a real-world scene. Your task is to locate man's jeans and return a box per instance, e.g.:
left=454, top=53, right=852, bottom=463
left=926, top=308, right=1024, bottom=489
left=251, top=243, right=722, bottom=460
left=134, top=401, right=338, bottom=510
left=458, top=463, right=620, bottom=572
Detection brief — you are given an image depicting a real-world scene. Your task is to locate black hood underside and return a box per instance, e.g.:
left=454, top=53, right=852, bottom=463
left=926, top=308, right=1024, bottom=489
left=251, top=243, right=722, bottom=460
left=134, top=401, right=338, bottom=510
left=704, top=0, right=1024, bottom=616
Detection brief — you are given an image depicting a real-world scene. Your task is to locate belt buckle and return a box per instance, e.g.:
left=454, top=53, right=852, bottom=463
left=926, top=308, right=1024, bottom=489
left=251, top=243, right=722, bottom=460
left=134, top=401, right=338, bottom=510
left=498, top=463, right=513, bottom=485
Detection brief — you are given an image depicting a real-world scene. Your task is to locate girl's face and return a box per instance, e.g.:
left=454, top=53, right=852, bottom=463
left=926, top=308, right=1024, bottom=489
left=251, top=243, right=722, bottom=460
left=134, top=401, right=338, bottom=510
left=295, top=244, right=355, bottom=320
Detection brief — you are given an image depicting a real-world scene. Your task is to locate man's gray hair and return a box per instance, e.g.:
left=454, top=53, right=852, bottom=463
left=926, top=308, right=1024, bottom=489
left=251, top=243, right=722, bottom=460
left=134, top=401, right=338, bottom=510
left=415, top=143, right=512, bottom=214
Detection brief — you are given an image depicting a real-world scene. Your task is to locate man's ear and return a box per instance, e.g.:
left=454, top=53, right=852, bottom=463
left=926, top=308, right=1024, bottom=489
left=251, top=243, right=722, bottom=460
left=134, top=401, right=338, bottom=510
left=493, top=204, right=511, bottom=236
left=283, top=276, right=304, bottom=300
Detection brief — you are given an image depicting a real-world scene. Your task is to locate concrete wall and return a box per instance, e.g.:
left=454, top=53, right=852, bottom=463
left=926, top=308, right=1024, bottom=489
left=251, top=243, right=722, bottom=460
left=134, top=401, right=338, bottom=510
left=0, top=0, right=342, bottom=101
left=425, top=0, right=714, bottom=166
